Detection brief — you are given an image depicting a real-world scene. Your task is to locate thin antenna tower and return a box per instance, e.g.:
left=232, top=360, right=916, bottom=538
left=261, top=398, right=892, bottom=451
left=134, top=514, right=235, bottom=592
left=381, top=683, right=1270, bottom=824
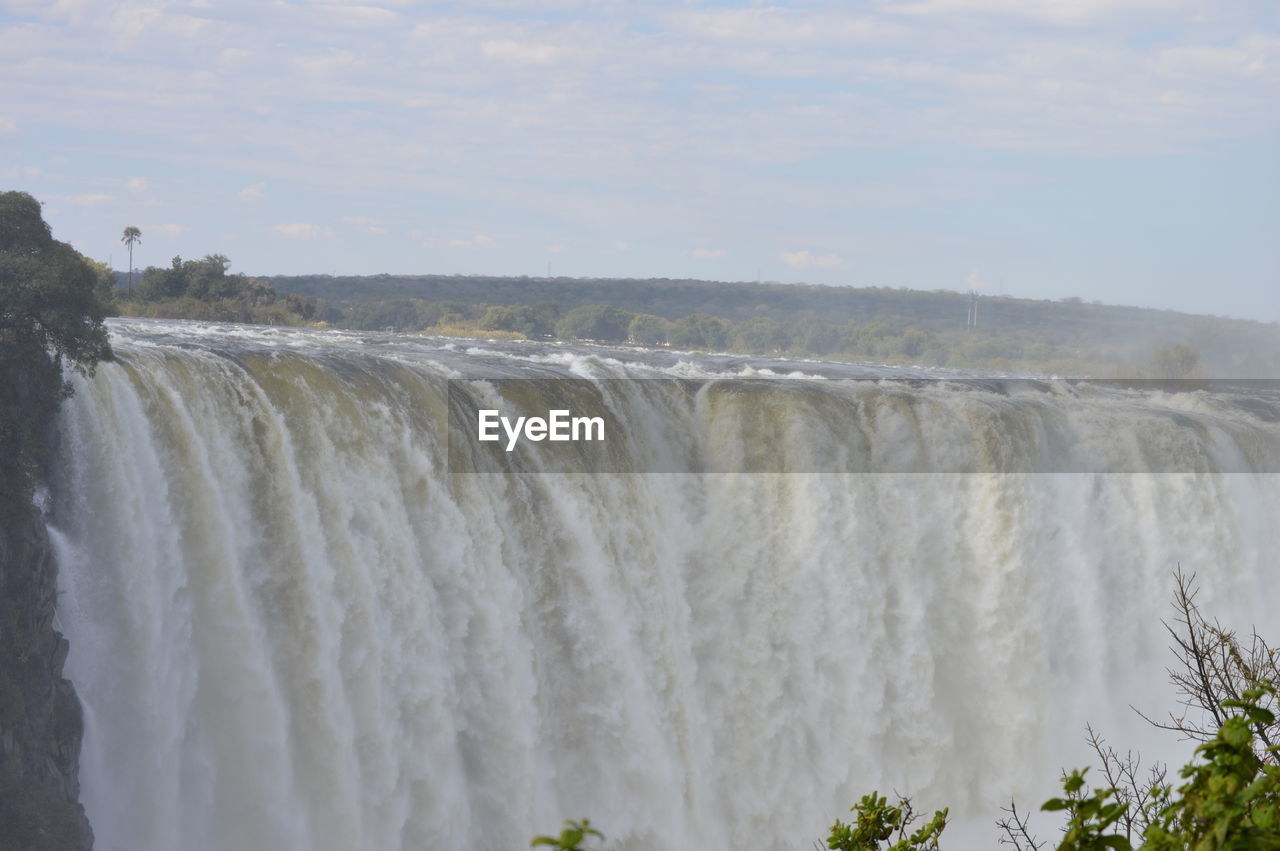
left=967, top=290, right=979, bottom=329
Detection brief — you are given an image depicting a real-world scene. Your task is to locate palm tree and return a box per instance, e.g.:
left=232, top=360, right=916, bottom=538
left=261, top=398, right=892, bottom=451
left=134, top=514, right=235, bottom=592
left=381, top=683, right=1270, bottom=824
left=121, top=226, right=141, bottom=293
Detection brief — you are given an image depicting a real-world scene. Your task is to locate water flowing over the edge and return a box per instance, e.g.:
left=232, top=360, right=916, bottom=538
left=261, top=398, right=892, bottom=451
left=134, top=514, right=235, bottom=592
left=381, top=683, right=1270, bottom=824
left=47, top=320, right=1280, bottom=850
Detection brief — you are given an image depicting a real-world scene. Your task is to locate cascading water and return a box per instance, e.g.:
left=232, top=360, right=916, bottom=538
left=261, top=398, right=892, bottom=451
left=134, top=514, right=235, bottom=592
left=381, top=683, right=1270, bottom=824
left=48, top=319, right=1280, bottom=850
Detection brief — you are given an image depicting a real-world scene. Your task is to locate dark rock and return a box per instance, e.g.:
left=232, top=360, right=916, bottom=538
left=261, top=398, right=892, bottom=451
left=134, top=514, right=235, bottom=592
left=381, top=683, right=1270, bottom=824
left=0, top=502, right=93, bottom=851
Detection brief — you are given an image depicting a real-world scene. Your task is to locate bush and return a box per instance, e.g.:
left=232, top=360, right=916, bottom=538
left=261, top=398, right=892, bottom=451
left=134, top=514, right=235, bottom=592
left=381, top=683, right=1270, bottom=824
left=1, top=191, right=113, bottom=508
left=627, top=313, right=670, bottom=346
left=668, top=313, right=731, bottom=350
left=555, top=305, right=633, bottom=342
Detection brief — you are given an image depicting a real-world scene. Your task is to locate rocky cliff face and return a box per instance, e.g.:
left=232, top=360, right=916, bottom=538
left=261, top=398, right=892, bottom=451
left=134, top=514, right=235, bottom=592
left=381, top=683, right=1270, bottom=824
left=0, top=500, right=93, bottom=851
left=1, top=190, right=112, bottom=850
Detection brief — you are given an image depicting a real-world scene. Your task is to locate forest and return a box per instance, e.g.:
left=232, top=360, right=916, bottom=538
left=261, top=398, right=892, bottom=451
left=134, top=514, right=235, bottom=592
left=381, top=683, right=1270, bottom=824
left=271, top=272, right=1279, bottom=376
left=105, top=261, right=1280, bottom=376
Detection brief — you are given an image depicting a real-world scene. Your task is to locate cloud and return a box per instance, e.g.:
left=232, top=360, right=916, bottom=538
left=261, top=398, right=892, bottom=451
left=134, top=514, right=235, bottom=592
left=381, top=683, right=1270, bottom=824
left=343, top=216, right=388, bottom=234
left=614, top=240, right=630, bottom=251
left=447, top=233, right=493, bottom=248
left=126, top=177, right=148, bottom=193
left=309, top=3, right=400, bottom=29
left=145, top=223, right=189, bottom=235
left=0, top=166, right=41, bottom=179
left=218, top=47, right=253, bottom=65
left=271, top=223, right=333, bottom=240
left=780, top=250, right=843, bottom=269
left=293, top=49, right=361, bottom=75
left=2, top=0, right=1274, bottom=311
left=882, top=0, right=1178, bottom=26
left=481, top=40, right=559, bottom=65
left=671, top=8, right=893, bottom=45
left=70, top=193, right=111, bottom=205
left=965, top=268, right=992, bottom=292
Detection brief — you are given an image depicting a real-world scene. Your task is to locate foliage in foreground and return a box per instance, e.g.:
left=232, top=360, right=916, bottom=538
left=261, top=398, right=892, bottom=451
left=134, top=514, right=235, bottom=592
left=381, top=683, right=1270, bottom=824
left=532, top=572, right=1280, bottom=850
left=531, top=819, right=604, bottom=850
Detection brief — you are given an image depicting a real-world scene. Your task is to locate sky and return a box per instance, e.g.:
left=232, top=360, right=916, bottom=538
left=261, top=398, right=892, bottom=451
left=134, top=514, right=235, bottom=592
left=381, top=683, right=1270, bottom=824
left=1, top=0, right=1277, bottom=320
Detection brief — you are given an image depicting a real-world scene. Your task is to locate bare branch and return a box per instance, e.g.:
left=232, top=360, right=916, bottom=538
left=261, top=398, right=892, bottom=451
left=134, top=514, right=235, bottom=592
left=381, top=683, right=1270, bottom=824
left=996, top=799, right=1045, bottom=851
left=1138, top=567, right=1280, bottom=760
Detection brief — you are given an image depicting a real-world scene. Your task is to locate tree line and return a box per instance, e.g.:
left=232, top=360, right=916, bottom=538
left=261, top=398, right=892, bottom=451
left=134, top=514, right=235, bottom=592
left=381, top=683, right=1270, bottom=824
left=101, top=242, right=1236, bottom=376
left=331, top=297, right=1207, bottom=378
left=112, top=253, right=317, bottom=326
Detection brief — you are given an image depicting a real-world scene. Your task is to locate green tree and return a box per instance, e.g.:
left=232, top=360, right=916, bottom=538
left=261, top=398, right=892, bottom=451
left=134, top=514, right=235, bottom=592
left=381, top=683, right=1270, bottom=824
left=83, top=256, right=117, bottom=311
left=120, top=225, right=141, bottom=293
left=344, top=298, right=447, bottom=331
left=900, top=327, right=932, bottom=359
left=668, top=314, right=731, bottom=350
left=480, top=304, right=554, bottom=338
left=555, top=305, right=633, bottom=342
left=732, top=316, right=790, bottom=353
left=137, top=255, right=188, bottom=301
left=284, top=292, right=316, bottom=320
left=2, top=192, right=113, bottom=378
left=1, top=190, right=113, bottom=505
left=627, top=313, right=670, bottom=346
left=1030, top=685, right=1280, bottom=851
left=183, top=254, right=233, bottom=299
left=791, top=319, right=844, bottom=356
left=827, top=793, right=948, bottom=851
left=240, top=277, right=277, bottom=308
left=1149, top=344, right=1199, bottom=380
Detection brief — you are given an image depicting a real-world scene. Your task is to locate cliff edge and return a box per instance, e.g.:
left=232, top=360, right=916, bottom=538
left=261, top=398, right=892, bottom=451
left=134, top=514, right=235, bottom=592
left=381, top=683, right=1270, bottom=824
left=0, top=500, right=92, bottom=851
left=2, top=190, right=112, bottom=850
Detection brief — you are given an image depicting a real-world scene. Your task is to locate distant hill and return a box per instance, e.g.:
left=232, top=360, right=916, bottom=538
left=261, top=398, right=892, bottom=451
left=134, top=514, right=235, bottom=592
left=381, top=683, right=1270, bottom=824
left=263, top=273, right=1280, bottom=375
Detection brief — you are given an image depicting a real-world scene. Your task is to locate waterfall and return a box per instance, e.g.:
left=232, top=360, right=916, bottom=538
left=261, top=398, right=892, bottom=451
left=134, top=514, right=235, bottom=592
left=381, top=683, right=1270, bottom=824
left=49, top=320, right=1280, bottom=850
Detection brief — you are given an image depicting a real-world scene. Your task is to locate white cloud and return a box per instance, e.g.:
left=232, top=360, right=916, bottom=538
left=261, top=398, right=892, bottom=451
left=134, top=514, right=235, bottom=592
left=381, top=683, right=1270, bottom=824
left=309, top=3, right=400, bottom=29
left=0, top=0, right=1273, bottom=314
left=218, top=47, right=253, bottom=65
left=965, top=268, right=996, bottom=292
left=0, top=165, right=40, bottom=179
left=1155, top=36, right=1280, bottom=79
left=126, top=177, right=147, bottom=193
left=671, top=8, right=893, bottom=45
left=271, top=223, right=332, bottom=240
left=883, top=0, right=1180, bottom=26
left=145, top=223, right=189, bottom=235
left=293, top=49, right=360, bottom=75
left=614, top=240, right=630, bottom=251
left=70, top=193, right=111, bottom=205
left=481, top=40, right=559, bottom=65
left=447, top=233, right=493, bottom=248
left=780, top=250, right=844, bottom=269
left=343, top=216, right=388, bottom=234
